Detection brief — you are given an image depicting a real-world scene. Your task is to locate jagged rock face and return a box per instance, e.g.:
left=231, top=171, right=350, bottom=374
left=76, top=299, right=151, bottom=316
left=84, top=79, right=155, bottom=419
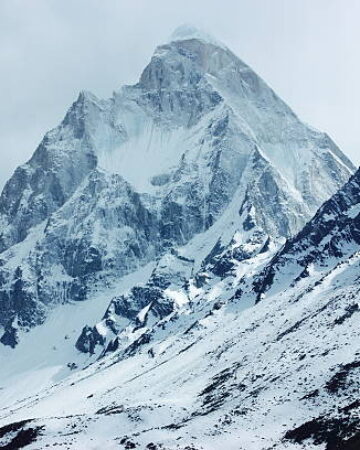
left=77, top=249, right=197, bottom=356
left=0, top=122, right=97, bottom=253
left=254, top=168, right=360, bottom=300
left=292, top=168, right=360, bottom=256
left=0, top=170, right=160, bottom=330
left=137, top=40, right=224, bottom=127
left=0, top=29, right=355, bottom=344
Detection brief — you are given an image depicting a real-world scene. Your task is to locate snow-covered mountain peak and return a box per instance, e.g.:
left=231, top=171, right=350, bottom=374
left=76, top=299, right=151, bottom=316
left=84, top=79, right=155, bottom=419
left=76, top=89, right=100, bottom=104
left=0, top=27, right=355, bottom=346
left=167, top=24, right=226, bottom=49
left=0, top=26, right=359, bottom=450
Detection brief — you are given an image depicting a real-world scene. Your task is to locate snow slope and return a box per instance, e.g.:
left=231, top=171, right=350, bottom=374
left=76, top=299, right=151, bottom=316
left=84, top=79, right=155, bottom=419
left=0, top=170, right=359, bottom=449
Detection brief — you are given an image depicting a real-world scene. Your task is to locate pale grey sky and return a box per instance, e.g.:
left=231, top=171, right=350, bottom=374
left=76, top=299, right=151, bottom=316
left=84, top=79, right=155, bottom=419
left=0, top=0, right=359, bottom=189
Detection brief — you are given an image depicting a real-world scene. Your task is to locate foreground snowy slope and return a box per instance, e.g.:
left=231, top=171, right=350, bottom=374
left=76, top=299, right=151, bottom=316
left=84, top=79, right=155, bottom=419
left=0, top=26, right=354, bottom=346
left=0, top=167, right=359, bottom=449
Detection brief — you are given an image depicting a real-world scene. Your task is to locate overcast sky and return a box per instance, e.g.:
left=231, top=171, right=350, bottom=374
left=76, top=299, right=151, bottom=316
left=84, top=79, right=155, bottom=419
left=0, top=0, right=359, bottom=189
